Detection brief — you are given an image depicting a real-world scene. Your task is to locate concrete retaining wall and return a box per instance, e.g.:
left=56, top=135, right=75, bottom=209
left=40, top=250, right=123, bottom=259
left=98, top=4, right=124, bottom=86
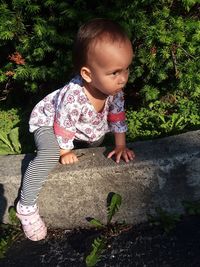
left=0, top=130, right=200, bottom=229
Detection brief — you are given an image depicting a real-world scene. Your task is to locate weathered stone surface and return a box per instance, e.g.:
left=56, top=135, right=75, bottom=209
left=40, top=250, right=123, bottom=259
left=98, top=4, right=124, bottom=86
left=0, top=130, right=200, bottom=228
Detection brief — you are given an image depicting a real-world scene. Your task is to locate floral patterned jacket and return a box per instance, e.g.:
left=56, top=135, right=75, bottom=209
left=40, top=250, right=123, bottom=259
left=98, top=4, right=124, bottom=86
left=29, top=75, right=127, bottom=149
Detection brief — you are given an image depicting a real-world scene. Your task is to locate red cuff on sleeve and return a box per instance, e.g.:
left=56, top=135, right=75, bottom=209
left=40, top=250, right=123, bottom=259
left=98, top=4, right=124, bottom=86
left=54, top=121, right=75, bottom=139
left=107, top=111, right=126, bottom=122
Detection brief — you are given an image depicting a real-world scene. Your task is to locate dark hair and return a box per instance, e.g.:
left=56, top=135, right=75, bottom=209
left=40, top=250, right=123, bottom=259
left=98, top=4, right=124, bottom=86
left=72, top=18, right=129, bottom=74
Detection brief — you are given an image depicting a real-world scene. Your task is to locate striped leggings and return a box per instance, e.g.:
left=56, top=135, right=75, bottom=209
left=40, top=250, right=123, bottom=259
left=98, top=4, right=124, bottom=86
left=20, top=127, right=104, bottom=206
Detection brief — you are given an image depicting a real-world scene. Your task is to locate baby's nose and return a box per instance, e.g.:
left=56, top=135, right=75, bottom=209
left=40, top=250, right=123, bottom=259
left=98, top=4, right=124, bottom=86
left=119, top=73, right=127, bottom=84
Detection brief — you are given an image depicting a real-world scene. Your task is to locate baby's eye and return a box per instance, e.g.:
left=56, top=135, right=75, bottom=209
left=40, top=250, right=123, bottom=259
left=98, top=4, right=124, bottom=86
left=111, top=71, right=119, bottom=76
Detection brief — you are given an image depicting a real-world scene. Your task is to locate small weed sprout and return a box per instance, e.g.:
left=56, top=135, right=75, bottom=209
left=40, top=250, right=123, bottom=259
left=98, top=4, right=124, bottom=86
left=0, top=207, right=21, bottom=259
left=182, top=200, right=200, bottom=215
left=148, top=207, right=180, bottom=234
left=85, top=192, right=127, bottom=267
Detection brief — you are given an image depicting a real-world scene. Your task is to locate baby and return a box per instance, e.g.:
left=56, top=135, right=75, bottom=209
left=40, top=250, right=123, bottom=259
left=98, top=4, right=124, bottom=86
left=16, top=18, right=135, bottom=241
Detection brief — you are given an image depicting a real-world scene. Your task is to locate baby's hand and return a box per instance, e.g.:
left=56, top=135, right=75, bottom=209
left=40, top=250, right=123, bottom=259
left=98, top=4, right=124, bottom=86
left=107, top=146, right=135, bottom=164
left=60, top=150, right=78, bottom=165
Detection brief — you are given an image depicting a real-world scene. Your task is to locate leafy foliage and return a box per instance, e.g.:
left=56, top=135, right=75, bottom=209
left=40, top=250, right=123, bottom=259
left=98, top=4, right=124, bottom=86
left=0, top=1, right=199, bottom=94
left=0, top=108, right=20, bottom=133
left=0, top=108, right=21, bottom=154
left=0, top=107, right=34, bottom=155
left=123, top=0, right=200, bottom=140
left=0, top=127, right=21, bottom=155
left=0, top=0, right=91, bottom=96
left=126, top=95, right=200, bottom=141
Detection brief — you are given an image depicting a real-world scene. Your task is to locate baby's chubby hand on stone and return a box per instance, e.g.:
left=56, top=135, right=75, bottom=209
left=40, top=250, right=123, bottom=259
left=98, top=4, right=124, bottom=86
left=107, top=146, right=135, bottom=164
left=60, top=149, right=78, bottom=165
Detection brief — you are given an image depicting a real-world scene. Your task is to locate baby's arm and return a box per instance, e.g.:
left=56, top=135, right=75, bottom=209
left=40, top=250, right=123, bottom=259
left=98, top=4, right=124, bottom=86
left=60, top=149, right=78, bottom=165
left=107, top=132, right=135, bottom=163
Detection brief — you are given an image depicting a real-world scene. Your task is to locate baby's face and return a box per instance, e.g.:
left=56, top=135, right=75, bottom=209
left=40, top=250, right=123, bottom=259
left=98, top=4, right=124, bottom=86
left=86, top=39, right=133, bottom=96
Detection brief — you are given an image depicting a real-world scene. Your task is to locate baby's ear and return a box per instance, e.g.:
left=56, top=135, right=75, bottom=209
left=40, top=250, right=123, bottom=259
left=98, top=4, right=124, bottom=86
left=80, top=66, right=92, bottom=83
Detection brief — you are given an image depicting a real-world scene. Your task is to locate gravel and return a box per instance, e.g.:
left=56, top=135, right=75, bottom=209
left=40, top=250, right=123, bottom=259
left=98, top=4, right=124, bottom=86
left=1, top=215, right=200, bottom=267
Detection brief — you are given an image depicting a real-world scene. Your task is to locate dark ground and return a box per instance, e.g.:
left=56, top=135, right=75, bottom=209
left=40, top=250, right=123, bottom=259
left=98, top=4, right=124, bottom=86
left=1, top=215, right=200, bottom=267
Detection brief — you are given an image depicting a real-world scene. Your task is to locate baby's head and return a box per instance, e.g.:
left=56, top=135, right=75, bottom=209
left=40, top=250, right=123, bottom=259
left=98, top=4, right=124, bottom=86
left=73, top=18, right=133, bottom=96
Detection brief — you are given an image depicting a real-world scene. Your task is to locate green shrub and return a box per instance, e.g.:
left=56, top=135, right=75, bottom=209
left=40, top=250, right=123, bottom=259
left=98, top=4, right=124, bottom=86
left=0, top=0, right=95, bottom=97
left=126, top=95, right=200, bottom=141
left=0, top=1, right=199, bottom=96
left=122, top=0, right=200, bottom=140
left=0, top=0, right=199, bottom=148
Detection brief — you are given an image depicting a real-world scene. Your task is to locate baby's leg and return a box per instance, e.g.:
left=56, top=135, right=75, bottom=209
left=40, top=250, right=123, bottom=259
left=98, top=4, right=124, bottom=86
left=20, top=127, right=60, bottom=205
left=16, top=127, right=60, bottom=241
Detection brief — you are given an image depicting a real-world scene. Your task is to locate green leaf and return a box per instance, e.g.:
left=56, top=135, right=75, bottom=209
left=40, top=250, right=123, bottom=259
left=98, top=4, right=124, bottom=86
left=14, top=67, right=30, bottom=80
left=0, top=132, right=13, bottom=152
left=0, top=141, right=14, bottom=155
left=8, top=127, right=21, bottom=154
left=8, top=207, right=20, bottom=226
left=107, top=193, right=122, bottom=224
left=86, top=237, right=106, bottom=267
left=88, top=218, right=104, bottom=228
